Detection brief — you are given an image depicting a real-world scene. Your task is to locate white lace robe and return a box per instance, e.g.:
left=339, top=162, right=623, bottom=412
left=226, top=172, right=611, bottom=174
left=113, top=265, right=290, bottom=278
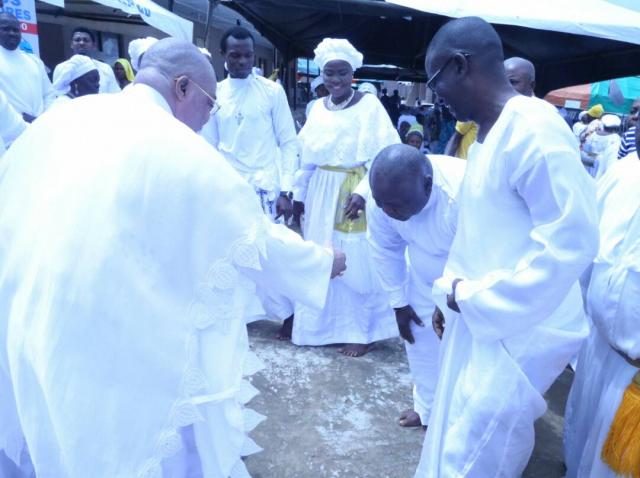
left=0, top=84, right=333, bottom=478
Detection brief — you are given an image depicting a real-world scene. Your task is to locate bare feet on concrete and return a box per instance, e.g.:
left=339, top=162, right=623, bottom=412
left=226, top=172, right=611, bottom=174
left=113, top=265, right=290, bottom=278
left=339, top=343, right=371, bottom=357
left=276, top=316, right=293, bottom=340
left=398, top=409, right=423, bottom=428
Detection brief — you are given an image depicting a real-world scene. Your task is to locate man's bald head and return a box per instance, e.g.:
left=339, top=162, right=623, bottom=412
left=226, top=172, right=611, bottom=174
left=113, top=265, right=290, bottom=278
left=425, top=17, right=508, bottom=122
left=370, top=144, right=433, bottom=222
left=135, top=38, right=217, bottom=132
left=0, top=13, right=22, bottom=51
left=504, top=57, right=535, bottom=97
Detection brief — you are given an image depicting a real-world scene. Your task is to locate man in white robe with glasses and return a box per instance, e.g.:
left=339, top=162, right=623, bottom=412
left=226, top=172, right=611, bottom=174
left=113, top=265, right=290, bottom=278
left=418, top=17, right=598, bottom=477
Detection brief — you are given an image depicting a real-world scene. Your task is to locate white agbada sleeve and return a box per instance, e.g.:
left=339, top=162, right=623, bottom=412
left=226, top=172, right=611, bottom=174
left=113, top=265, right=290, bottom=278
left=367, top=203, right=410, bottom=308
left=271, top=84, right=299, bottom=192
left=455, top=138, right=599, bottom=341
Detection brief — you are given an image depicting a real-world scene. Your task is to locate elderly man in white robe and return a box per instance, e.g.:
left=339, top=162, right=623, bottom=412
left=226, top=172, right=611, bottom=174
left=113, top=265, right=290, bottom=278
left=0, top=38, right=346, bottom=478
left=418, top=17, right=599, bottom=477
left=50, top=54, right=100, bottom=106
left=564, top=132, right=640, bottom=478
left=0, top=13, right=55, bottom=125
left=367, top=144, right=464, bottom=428
left=200, top=26, right=300, bottom=333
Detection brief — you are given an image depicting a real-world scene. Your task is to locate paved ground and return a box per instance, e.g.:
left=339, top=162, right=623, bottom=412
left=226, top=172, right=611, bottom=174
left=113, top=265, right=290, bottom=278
left=245, top=320, right=571, bottom=478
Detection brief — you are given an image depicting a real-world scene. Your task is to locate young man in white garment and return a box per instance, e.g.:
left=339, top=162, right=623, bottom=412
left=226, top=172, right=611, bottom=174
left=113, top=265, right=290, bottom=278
left=53, top=27, right=120, bottom=94
left=564, top=127, right=640, bottom=478
left=367, top=144, right=465, bottom=429
left=0, top=38, right=346, bottom=478
left=417, top=17, right=599, bottom=477
left=0, top=13, right=54, bottom=126
left=201, top=26, right=300, bottom=338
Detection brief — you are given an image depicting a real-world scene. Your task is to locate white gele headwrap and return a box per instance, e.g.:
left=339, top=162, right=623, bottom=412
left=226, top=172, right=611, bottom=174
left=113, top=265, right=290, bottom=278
left=128, top=36, right=158, bottom=71
left=313, top=38, right=363, bottom=71
left=52, top=55, right=97, bottom=96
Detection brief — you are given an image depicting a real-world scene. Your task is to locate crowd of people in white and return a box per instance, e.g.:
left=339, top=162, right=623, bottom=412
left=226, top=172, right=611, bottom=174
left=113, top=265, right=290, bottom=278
left=0, top=10, right=638, bottom=478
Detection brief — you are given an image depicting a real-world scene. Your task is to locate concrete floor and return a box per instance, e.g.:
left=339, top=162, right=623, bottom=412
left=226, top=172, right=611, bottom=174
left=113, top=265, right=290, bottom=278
left=245, top=320, right=571, bottom=478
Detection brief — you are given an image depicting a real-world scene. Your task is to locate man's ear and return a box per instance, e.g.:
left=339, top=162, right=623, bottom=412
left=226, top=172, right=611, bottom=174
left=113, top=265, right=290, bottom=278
left=175, top=76, right=188, bottom=100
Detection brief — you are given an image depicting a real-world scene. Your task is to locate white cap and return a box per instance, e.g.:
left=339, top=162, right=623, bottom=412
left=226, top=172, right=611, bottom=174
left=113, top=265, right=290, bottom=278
left=313, top=38, right=363, bottom=71
left=601, top=114, right=621, bottom=129
left=358, top=82, right=377, bottom=95
left=310, top=75, right=324, bottom=91
left=52, top=55, right=98, bottom=95
left=128, top=37, right=158, bottom=71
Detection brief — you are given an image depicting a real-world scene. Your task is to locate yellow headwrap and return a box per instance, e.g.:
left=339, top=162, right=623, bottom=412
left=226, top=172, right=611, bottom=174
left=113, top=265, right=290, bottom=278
left=406, top=123, right=424, bottom=138
left=115, top=58, right=135, bottom=82
left=587, top=104, right=604, bottom=119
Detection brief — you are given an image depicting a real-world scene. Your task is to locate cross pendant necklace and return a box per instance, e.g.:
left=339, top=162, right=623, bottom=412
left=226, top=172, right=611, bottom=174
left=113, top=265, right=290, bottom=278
left=235, top=111, right=244, bottom=125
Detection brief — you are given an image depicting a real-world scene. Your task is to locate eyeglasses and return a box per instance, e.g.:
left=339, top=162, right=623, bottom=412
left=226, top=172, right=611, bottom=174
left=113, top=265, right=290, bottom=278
left=175, top=75, right=220, bottom=115
left=426, top=52, right=471, bottom=95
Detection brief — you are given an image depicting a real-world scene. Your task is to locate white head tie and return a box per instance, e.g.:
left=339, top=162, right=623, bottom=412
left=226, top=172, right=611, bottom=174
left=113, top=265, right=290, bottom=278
left=52, top=55, right=97, bottom=96
left=128, top=36, right=158, bottom=71
left=313, top=38, right=363, bottom=71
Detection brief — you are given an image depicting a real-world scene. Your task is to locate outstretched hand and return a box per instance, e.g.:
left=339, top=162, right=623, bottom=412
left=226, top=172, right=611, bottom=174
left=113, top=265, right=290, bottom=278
left=344, top=193, right=365, bottom=221
left=395, top=305, right=424, bottom=344
left=330, top=248, right=347, bottom=278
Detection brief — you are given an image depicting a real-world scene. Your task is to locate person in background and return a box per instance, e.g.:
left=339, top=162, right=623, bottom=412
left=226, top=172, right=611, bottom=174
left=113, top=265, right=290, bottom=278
left=564, top=126, right=640, bottom=478
left=405, top=123, right=424, bottom=150
left=357, top=82, right=378, bottom=96
left=201, top=26, right=299, bottom=337
left=128, top=36, right=158, bottom=72
left=617, top=97, right=640, bottom=159
left=398, top=120, right=411, bottom=144
left=53, top=27, right=120, bottom=94
left=582, top=114, right=622, bottom=179
left=113, top=58, right=134, bottom=89
left=397, top=104, right=417, bottom=129
left=51, top=55, right=100, bottom=107
left=306, top=75, right=329, bottom=119
left=0, top=13, right=55, bottom=124
left=444, top=120, right=477, bottom=159
left=504, top=56, right=536, bottom=97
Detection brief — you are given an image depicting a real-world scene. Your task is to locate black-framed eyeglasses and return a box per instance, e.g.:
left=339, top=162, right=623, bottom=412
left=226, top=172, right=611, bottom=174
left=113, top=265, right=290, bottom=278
left=426, top=52, right=471, bottom=95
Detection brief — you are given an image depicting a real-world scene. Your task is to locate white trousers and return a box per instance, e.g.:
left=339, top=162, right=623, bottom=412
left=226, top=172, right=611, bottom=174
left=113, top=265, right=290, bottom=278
left=404, top=317, right=440, bottom=424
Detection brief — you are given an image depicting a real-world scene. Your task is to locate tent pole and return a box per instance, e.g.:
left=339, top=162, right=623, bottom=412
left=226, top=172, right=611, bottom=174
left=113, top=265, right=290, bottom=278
left=203, top=0, right=220, bottom=46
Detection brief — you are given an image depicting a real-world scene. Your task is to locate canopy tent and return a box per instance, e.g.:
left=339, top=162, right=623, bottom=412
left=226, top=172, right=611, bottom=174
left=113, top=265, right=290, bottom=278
left=545, top=84, right=591, bottom=110
left=217, top=0, right=640, bottom=94
left=589, top=76, right=640, bottom=113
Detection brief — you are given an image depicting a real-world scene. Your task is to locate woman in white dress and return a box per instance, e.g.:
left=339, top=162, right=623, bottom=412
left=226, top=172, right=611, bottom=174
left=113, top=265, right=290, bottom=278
left=290, top=38, right=400, bottom=356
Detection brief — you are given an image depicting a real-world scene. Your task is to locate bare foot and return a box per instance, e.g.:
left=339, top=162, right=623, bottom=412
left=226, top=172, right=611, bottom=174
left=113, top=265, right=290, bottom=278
left=338, top=343, right=370, bottom=357
left=398, top=409, right=422, bottom=427
left=276, top=316, right=293, bottom=340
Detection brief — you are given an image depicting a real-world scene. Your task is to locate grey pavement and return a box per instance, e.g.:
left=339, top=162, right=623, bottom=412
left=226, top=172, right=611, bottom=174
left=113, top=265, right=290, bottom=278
left=246, top=320, right=571, bottom=478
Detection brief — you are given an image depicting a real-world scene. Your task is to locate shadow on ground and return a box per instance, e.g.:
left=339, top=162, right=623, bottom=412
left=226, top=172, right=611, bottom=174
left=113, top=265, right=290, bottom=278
left=246, top=320, right=572, bottom=478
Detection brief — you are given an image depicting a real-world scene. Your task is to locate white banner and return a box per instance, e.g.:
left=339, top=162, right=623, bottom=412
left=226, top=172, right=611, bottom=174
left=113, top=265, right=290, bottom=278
left=0, top=0, right=40, bottom=55
left=92, top=0, right=193, bottom=40
left=389, top=0, right=640, bottom=45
